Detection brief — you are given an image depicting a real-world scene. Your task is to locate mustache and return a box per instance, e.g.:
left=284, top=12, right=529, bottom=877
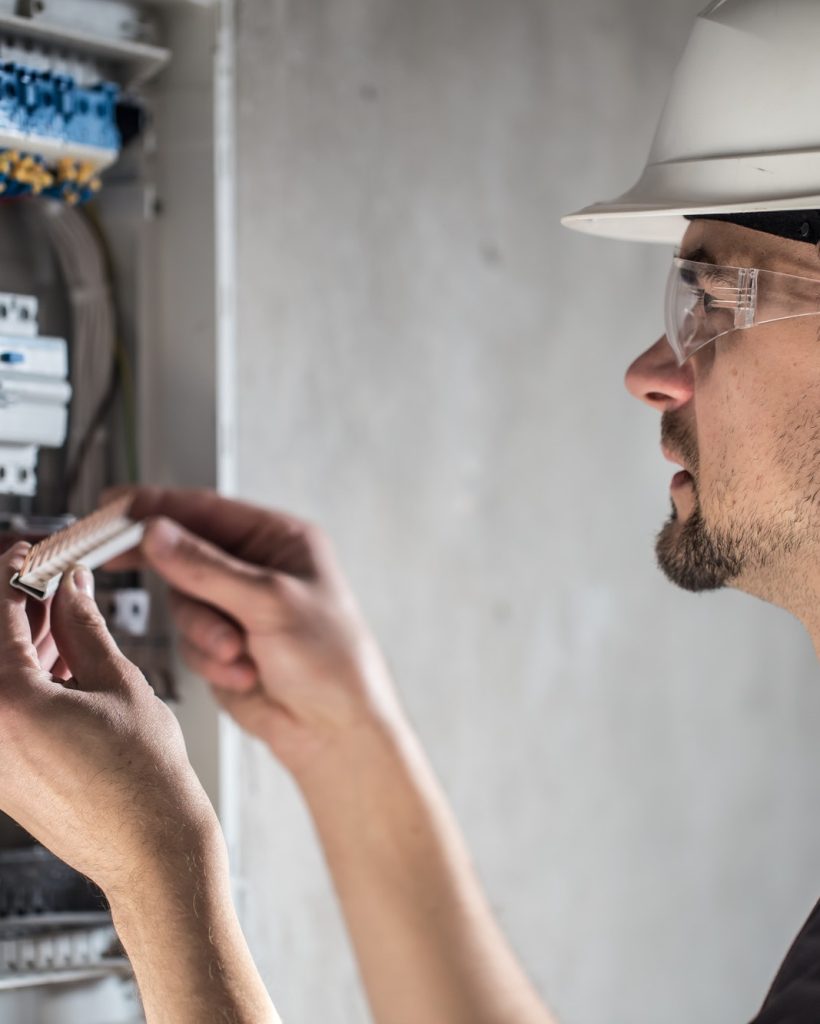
left=661, top=413, right=699, bottom=475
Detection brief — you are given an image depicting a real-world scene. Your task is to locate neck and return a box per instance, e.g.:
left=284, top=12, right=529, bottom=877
left=731, top=552, right=820, bottom=659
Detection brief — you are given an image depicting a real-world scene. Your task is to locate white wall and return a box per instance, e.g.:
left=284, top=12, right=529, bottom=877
left=233, top=2, right=820, bottom=1022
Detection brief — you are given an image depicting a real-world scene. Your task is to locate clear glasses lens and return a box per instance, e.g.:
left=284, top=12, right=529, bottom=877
left=665, top=259, right=756, bottom=364
left=665, top=258, right=820, bottom=365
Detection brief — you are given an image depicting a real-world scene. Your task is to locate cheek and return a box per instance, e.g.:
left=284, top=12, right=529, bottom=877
left=749, top=325, right=820, bottom=490
left=695, top=320, right=820, bottom=511
left=771, top=389, right=820, bottom=492
left=694, top=351, right=769, bottom=502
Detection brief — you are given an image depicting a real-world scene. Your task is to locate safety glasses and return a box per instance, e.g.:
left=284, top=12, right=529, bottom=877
left=665, top=257, right=820, bottom=364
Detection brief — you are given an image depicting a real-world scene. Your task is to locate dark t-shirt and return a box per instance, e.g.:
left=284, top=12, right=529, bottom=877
left=750, top=898, right=820, bottom=1022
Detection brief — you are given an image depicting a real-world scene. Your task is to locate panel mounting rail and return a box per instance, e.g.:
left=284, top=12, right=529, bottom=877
left=0, top=14, right=169, bottom=89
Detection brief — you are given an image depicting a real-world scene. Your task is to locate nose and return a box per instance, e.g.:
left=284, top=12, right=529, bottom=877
left=625, top=336, right=694, bottom=412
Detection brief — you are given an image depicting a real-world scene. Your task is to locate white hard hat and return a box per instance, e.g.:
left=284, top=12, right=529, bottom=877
left=562, top=0, right=820, bottom=245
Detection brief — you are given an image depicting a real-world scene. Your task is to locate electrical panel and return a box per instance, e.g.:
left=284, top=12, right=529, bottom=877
left=0, top=1, right=234, bottom=1020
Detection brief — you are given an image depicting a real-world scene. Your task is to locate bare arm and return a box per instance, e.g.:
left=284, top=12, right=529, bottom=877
left=298, top=719, right=554, bottom=1024
left=110, top=831, right=279, bottom=1024
left=122, top=486, right=556, bottom=1024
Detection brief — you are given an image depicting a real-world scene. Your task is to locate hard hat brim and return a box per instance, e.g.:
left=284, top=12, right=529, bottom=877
left=562, top=152, right=820, bottom=245
left=562, top=198, right=820, bottom=246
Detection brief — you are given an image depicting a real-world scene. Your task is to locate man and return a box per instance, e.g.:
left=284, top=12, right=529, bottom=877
left=0, top=0, right=817, bottom=1021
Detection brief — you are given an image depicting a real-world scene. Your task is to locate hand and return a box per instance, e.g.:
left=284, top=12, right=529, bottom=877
left=108, top=487, right=404, bottom=780
left=0, top=538, right=64, bottom=676
left=0, top=541, right=219, bottom=899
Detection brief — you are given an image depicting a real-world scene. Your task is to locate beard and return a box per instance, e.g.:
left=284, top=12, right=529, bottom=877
left=655, top=412, right=744, bottom=592
left=655, top=497, right=743, bottom=592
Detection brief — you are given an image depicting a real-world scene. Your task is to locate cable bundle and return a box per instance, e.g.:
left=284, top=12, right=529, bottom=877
left=38, top=201, right=120, bottom=516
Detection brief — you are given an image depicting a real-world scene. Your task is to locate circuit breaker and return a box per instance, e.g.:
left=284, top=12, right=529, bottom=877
left=0, top=292, right=71, bottom=496
left=0, top=2, right=235, bottom=1020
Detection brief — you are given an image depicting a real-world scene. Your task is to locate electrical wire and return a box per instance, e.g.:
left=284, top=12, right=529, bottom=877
left=82, top=203, right=139, bottom=484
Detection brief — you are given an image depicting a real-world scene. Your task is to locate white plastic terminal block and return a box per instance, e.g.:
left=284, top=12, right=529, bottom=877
left=11, top=499, right=145, bottom=600
left=0, top=293, right=38, bottom=338
left=0, top=444, right=38, bottom=497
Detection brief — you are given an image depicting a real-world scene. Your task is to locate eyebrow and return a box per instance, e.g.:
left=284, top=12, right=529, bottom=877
left=681, top=244, right=758, bottom=270
left=682, top=245, right=724, bottom=265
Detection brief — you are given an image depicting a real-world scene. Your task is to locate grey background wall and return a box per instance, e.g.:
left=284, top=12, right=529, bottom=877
left=232, top=2, right=820, bottom=1023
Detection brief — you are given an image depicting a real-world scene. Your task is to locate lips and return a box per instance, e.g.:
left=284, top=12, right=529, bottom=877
left=662, top=445, right=696, bottom=492
left=661, top=445, right=689, bottom=473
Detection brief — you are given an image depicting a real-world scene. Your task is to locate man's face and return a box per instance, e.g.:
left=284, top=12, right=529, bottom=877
left=625, top=220, right=820, bottom=605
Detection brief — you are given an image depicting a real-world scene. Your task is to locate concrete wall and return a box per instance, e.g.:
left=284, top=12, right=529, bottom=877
left=233, top=2, right=820, bottom=1023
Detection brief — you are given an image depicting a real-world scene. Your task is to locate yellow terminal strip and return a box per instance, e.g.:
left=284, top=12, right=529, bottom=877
left=0, top=149, right=104, bottom=203
left=76, top=161, right=96, bottom=186
left=56, top=158, right=79, bottom=182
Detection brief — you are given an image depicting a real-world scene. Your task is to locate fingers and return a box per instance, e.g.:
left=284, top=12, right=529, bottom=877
left=103, top=486, right=327, bottom=579
left=118, top=486, right=302, bottom=550
left=178, top=636, right=258, bottom=692
left=50, top=568, right=132, bottom=692
left=26, top=595, right=51, bottom=649
left=0, top=542, right=39, bottom=671
left=141, top=517, right=275, bottom=627
left=169, top=590, right=256, bottom=691
left=35, top=633, right=59, bottom=673
left=50, top=655, right=71, bottom=682
left=169, top=591, right=245, bottom=664
left=209, top=683, right=280, bottom=742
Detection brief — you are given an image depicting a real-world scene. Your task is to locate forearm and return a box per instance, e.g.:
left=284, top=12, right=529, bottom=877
left=109, top=828, right=280, bottom=1024
left=296, top=716, right=556, bottom=1024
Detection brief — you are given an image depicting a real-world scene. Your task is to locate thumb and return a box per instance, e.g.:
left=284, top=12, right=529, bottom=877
left=50, top=567, right=129, bottom=691
left=141, top=517, right=273, bottom=626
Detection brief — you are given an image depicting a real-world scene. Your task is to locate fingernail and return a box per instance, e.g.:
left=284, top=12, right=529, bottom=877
left=6, top=540, right=29, bottom=562
left=6, top=540, right=30, bottom=577
left=72, top=566, right=94, bottom=596
left=147, top=519, right=181, bottom=556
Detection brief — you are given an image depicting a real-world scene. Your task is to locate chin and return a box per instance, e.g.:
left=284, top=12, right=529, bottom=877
left=654, top=503, right=740, bottom=593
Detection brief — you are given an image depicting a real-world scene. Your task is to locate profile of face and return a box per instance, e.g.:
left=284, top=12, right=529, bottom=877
left=625, top=220, right=820, bottom=612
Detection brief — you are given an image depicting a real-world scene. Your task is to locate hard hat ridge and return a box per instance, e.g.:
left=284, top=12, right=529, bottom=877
left=562, top=0, right=820, bottom=244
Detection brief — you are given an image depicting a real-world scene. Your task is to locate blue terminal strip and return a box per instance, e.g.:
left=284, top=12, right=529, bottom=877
left=0, top=64, right=120, bottom=153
